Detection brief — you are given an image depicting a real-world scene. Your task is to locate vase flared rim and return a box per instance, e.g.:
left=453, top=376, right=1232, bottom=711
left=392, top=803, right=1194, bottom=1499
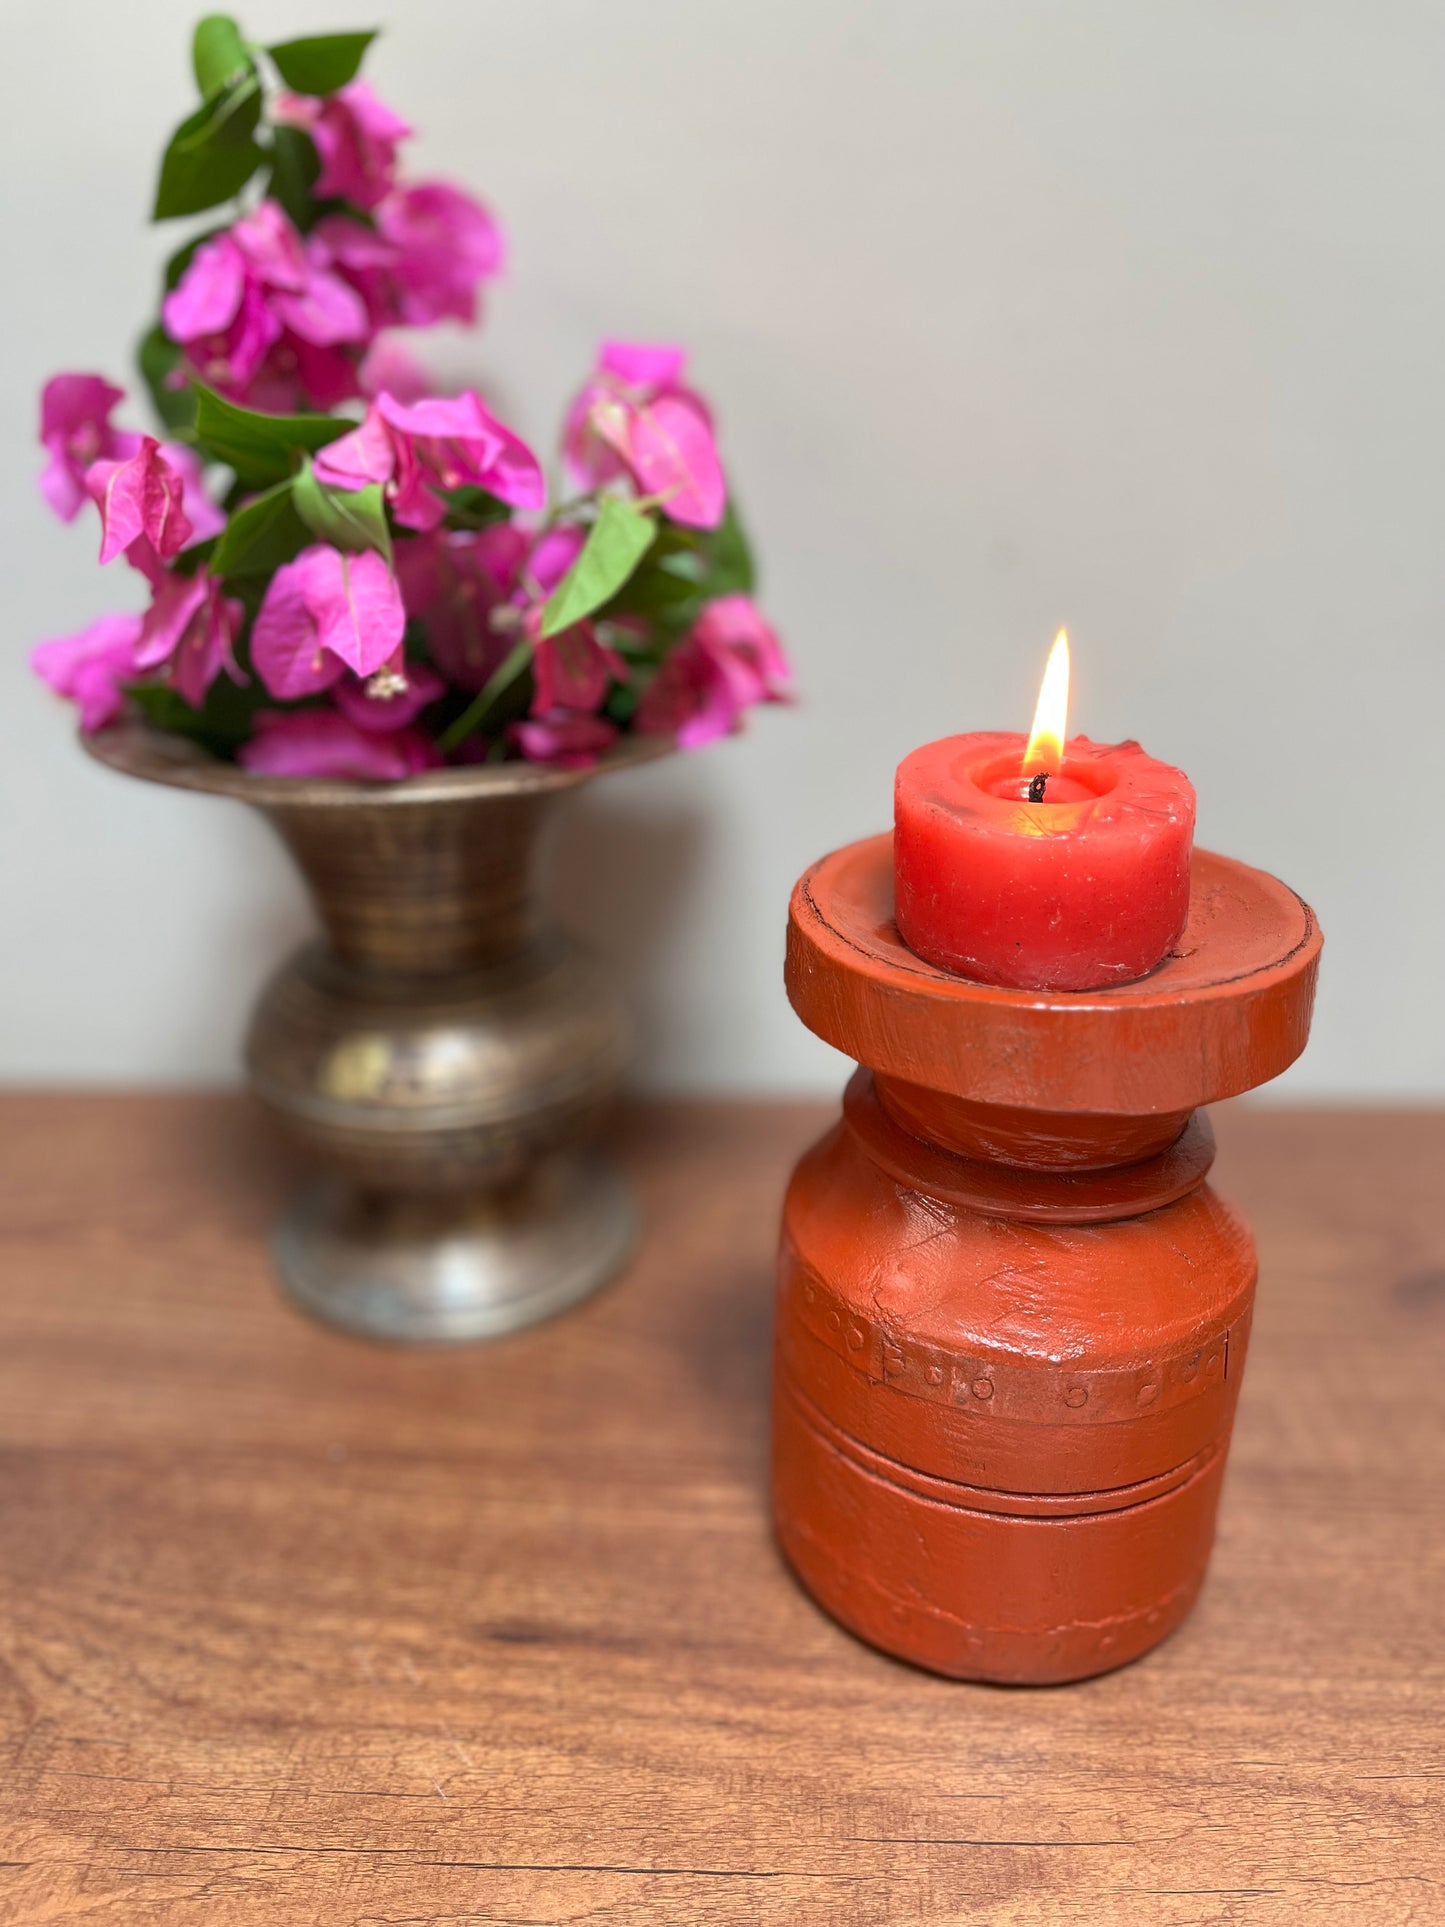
left=83, top=718, right=673, bottom=808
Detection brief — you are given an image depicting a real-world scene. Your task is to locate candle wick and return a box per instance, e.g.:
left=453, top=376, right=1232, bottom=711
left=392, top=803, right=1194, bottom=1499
left=1028, top=771, right=1049, bottom=802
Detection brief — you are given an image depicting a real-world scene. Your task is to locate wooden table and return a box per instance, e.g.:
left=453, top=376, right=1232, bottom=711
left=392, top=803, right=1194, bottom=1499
left=0, top=1096, right=1440, bottom=1926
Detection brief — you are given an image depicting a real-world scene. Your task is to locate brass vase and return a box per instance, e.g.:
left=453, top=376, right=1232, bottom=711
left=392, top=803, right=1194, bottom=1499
left=88, top=721, right=668, bottom=1342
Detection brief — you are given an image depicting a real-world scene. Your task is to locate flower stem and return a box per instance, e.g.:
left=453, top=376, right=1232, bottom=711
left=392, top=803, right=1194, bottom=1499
left=436, top=638, right=532, bottom=754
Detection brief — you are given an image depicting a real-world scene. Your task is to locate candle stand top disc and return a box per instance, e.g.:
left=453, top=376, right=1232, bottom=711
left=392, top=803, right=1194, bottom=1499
left=787, top=839, right=1321, bottom=1118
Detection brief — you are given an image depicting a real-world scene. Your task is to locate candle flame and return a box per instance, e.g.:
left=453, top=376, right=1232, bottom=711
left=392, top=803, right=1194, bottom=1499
left=1024, top=629, right=1070, bottom=775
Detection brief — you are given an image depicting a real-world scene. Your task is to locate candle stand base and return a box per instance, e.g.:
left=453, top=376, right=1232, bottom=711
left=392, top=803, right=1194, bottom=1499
left=775, top=839, right=1320, bottom=1685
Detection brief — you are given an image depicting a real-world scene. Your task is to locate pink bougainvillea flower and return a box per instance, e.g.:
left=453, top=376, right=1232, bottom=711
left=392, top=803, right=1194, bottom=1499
left=161, top=443, right=226, bottom=545
left=523, top=523, right=586, bottom=596
left=133, top=571, right=245, bottom=708
left=395, top=523, right=529, bottom=690
left=311, top=184, right=503, bottom=340
left=277, top=81, right=412, bottom=211
left=251, top=545, right=406, bottom=699
left=376, top=181, right=504, bottom=326
left=332, top=657, right=446, bottom=733
left=618, top=393, right=725, bottom=529
left=162, top=200, right=369, bottom=403
left=238, top=707, right=441, bottom=780
left=563, top=339, right=724, bottom=529
left=597, top=341, right=688, bottom=389
left=85, top=436, right=193, bottom=572
left=689, top=592, right=792, bottom=705
left=358, top=333, right=432, bottom=404
left=307, top=212, right=397, bottom=326
left=530, top=621, right=623, bottom=718
left=38, top=374, right=141, bottom=522
left=369, top=389, right=544, bottom=519
left=162, top=234, right=279, bottom=392
left=636, top=593, right=791, bottom=748
left=314, top=390, right=545, bottom=531
left=509, top=711, right=619, bottom=769
left=30, top=612, right=144, bottom=733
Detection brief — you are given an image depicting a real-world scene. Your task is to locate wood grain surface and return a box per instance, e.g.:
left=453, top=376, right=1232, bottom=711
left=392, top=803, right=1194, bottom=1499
left=0, top=1095, right=1440, bottom=1926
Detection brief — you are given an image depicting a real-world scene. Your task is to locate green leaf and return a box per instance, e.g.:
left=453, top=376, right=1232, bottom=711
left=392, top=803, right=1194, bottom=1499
left=125, top=674, right=266, bottom=759
left=153, top=77, right=264, bottom=220
left=436, top=640, right=533, bottom=754
left=212, top=479, right=313, bottom=578
left=137, top=325, right=195, bottom=435
left=540, top=498, right=656, bottom=639
left=192, top=15, right=254, bottom=98
left=268, top=124, right=321, bottom=231
left=293, top=461, right=393, bottom=566
left=603, top=678, right=643, bottom=726
left=192, top=383, right=348, bottom=488
left=267, top=31, right=377, bottom=94
left=437, top=484, right=510, bottom=530
left=700, top=497, right=755, bottom=596
left=169, top=537, right=218, bottom=580
left=600, top=562, right=703, bottom=623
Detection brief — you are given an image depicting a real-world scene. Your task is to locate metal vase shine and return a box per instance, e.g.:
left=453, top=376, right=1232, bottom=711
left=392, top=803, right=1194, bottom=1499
left=90, top=722, right=667, bottom=1341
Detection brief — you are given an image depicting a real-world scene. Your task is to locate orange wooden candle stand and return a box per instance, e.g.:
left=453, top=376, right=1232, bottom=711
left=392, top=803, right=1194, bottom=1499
left=773, top=837, right=1321, bottom=1683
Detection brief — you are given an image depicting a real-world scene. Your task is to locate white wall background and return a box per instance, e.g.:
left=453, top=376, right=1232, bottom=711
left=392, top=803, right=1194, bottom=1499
left=2, top=0, right=1442, bottom=1097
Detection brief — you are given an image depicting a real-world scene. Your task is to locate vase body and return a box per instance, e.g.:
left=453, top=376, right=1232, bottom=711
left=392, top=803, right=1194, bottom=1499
left=774, top=835, right=1321, bottom=1684
left=88, top=724, right=667, bottom=1341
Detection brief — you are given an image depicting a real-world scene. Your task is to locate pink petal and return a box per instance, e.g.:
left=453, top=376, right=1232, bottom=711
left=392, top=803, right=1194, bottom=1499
left=338, top=80, right=413, bottom=149
left=509, top=712, right=619, bottom=769
left=299, top=545, right=406, bottom=678
left=232, top=200, right=307, bottom=291
left=238, top=708, right=440, bottom=780
left=374, top=390, right=483, bottom=442
left=475, top=522, right=531, bottom=591
left=401, top=525, right=528, bottom=690
left=285, top=337, right=364, bottom=411
left=375, top=391, right=544, bottom=512
left=377, top=181, right=504, bottom=326
left=531, top=624, right=613, bottom=716
left=172, top=585, right=245, bottom=708
left=162, top=235, right=247, bottom=342
left=225, top=280, right=286, bottom=388
left=388, top=457, right=447, bottom=532
left=311, top=211, right=397, bottom=272
left=625, top=395, right=725, bottom=529
left=383, top=181, right=504, bottom=276
left=525, top=524, right=586, bottom=596
left=359, top=334, right=432, bottom=403
left=478, top=417, right=548, bottom=512
left=39, top=454, right=88, bottom=523
left=135, top=572, right=209, bottom=670
left=312, top=406, right=397, bottom=490
left=560, top=379, right=630, bottom=494
left=40, top=372, right=127, bottom=443
left=251, top=556, right=341, bottom=699
left=31, top=611, right=143, bottom=733
left=599, top=340, right=687, bottom=390
left=38, top=373, right=136, bottom=524
left=333, top=660, right=445, bottom=732
left=89, top=438, right=193, bottom=566
left=301, top=82, right=412, bottom=212
left=272, top=262, right=370, bottom=345
left=635, top=638, right=739, bottom=747
left=159, top=443, right=226, bottom=544
left=692, top=594, right=792, bottom=702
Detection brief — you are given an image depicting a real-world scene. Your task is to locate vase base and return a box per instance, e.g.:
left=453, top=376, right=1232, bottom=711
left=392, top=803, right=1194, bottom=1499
left=273, top=1150, right=636, bottom=1343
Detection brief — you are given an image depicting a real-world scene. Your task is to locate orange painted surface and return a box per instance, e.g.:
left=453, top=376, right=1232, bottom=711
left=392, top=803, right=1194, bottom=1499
left=773, top=843, right=1321, bottom=1684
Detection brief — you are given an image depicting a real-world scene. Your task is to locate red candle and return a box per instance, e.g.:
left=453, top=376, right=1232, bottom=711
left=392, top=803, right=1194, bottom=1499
left=893, top=632, right=1196, bottom=991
